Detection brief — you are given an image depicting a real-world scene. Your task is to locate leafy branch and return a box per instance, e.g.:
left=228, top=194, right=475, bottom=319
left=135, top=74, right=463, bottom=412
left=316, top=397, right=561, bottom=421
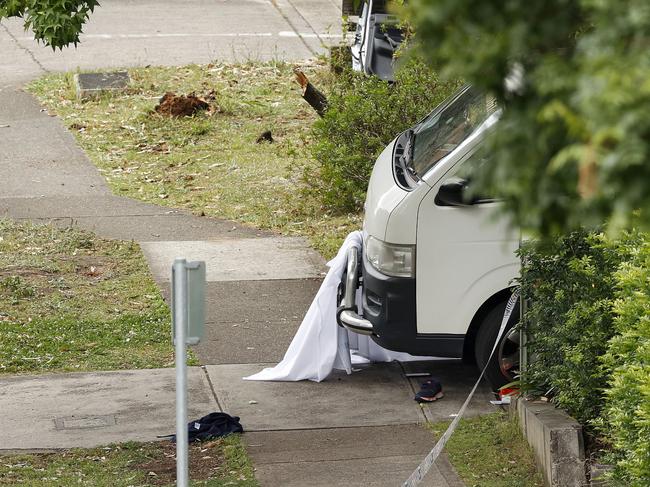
left=1, top=0, right=99, bottom=49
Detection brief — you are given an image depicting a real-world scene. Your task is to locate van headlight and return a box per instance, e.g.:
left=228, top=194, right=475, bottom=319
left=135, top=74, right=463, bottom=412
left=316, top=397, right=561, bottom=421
left=365, top=236, right=415, bottom=278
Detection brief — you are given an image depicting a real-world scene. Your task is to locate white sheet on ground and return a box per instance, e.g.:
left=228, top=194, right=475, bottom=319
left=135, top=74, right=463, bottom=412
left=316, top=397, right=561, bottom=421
left=244, top=231, right=435, bottom=382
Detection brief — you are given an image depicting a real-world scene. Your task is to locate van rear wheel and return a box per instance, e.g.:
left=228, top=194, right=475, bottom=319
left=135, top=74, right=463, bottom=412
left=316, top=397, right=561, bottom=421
left=474, top=297, right=520, bottom=390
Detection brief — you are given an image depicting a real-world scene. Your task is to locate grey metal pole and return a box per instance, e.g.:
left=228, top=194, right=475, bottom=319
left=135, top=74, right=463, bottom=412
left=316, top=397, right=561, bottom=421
left=173, top=258, right=189, bottom=487
left=519, top=243, right=528, bottom=378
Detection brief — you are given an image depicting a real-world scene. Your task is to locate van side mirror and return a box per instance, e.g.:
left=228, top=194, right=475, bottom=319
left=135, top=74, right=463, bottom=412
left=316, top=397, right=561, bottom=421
left=435, top=178, right=474, bottom=206
left=435, top=178, right=497, bottom=206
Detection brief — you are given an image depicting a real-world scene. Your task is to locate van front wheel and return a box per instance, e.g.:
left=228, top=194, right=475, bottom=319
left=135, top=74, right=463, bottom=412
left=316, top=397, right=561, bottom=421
left=474, top=297, right=520, bottom=390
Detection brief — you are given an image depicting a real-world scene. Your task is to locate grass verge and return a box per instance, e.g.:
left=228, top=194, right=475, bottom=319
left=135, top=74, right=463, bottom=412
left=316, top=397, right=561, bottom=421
left=431, top=412, right=544, bottom=487
left=0, top=435, right=256, bottom=486
left=0, top=219, right=193, bottom=374
left=27, top=62, right=361, bottom=259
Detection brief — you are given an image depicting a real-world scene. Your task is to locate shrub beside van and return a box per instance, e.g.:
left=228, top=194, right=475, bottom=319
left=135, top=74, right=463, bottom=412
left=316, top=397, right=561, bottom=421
left=308, top=57, right=459, bottom=213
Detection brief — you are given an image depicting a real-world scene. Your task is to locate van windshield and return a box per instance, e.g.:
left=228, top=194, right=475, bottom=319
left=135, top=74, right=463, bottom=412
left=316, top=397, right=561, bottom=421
left=408, top=86, right=497, bottom=177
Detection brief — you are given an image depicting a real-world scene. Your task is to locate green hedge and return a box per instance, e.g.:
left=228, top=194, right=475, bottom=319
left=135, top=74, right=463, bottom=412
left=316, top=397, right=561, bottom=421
left=308, top=57, right=459, bottom=213
left=519, top=232, right=636, bottom=424
left=520, top=231, right=649, bottom=485
left=601, top=241, right=650, bottom=486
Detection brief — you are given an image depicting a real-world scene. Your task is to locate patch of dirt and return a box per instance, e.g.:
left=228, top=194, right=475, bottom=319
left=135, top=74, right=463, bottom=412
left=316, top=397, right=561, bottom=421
left=136, top=141, right=170, bottom=154
left=154, top=92, right=211, bottom=117
left=135, top=441, right=225, bottom=485
left=62, top=255, right=115, bottom=280
left=77, top=264, right=111, bottom=278
left=0, top=267, right=57, bottom=278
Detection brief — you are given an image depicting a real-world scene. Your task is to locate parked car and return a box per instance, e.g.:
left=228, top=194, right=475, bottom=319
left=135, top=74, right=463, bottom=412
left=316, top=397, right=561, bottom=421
left=336, top=85, right=521, bottom=389
left=344, top=0, right=404, bottom=82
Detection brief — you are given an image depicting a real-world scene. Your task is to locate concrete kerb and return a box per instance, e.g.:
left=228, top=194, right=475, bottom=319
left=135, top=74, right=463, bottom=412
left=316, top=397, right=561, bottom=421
left=510, top=397, right=587, bottom=487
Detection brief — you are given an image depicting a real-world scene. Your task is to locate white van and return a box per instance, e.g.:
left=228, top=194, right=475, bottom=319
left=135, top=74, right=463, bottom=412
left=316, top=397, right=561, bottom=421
left=337, top=85, right=521, bottom=389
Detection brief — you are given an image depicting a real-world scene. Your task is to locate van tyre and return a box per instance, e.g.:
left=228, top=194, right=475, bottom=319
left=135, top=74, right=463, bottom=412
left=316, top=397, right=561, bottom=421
left=474, top=297, right=520, bottom=390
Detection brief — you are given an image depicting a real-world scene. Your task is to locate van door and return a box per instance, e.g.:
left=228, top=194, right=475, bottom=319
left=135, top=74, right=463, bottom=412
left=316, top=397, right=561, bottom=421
left=415, top=151, right=520, bottom=338
left=350, top=1, right=403, bottom=82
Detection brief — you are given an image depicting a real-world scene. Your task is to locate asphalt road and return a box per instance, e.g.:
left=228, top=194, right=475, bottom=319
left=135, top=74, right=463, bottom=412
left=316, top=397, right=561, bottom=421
left=1, top=0, right=343, bottom=85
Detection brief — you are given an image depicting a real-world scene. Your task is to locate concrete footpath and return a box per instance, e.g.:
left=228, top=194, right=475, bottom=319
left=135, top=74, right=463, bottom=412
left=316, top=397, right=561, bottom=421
left=1, top=362, right=487, bottom=486
left=0, top=1, right=495, bottom=485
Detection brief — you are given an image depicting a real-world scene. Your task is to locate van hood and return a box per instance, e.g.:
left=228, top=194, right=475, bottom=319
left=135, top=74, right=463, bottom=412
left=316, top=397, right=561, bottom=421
left=363, top=138, right=409, bottom=242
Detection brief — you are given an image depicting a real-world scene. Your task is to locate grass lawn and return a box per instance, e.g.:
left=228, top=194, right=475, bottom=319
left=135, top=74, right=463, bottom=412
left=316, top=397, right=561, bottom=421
left=433, top=412, right=544, bottom=487
left=27, top=62, right=361, bottom=259
left=0, top=435, right=257, bottom=486
left=0, top=219, right=194, bottom=374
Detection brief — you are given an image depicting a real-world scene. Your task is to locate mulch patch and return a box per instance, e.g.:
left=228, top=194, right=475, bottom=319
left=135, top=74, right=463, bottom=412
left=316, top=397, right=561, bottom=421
left=135, top=440, right=225, bottom=485
left=154, top=92, right=211, bottom=117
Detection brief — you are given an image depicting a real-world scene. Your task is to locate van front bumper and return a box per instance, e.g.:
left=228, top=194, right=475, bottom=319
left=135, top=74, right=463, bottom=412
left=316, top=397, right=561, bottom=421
left=336, top=246, right=374, bottom=335
left=337, top=245, right=464, bottom=358
left=336, top=244, right=416, bottom=342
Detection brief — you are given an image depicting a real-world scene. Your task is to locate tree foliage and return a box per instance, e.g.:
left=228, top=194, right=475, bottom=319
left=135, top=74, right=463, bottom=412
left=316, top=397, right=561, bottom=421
left=0, top=0, right=99, bottom=49
left=407, top=0, right=650, bottom=236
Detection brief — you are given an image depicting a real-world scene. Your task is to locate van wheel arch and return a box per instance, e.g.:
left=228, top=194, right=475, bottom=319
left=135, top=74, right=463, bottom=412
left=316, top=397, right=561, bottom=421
left=462, top=288, right=514, bottom=365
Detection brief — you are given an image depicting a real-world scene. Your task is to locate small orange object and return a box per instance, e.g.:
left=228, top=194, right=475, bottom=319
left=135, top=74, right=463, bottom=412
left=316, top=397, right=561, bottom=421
left=498, top=387, right=519, bottom=399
